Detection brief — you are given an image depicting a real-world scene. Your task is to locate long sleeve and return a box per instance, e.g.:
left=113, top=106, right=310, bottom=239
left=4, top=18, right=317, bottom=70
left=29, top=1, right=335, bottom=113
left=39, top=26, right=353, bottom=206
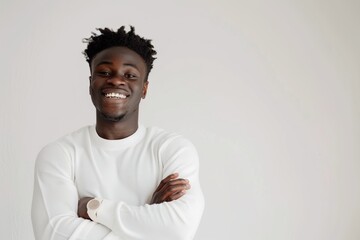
left=31, top=142, right=119, bottom=240
left=91, top=136, right=205, bottom=240
left=32, top=126, right=205, bottom=240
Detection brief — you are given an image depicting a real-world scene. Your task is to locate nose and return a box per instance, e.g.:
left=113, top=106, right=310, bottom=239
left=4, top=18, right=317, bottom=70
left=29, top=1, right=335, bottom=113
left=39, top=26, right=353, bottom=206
left=107, top=73, right=126, bottom=86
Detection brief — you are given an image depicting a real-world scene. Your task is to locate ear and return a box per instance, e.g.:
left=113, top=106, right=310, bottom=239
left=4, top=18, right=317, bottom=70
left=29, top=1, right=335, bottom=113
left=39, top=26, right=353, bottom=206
left=89, top=76, right=92, bottom=95
left=142, top=81, right=149, bottom=99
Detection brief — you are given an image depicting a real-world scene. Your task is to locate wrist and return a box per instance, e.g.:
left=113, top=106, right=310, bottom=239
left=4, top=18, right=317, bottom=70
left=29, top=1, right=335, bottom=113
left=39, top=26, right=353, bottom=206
left=87, top=198, right=103, bottom=221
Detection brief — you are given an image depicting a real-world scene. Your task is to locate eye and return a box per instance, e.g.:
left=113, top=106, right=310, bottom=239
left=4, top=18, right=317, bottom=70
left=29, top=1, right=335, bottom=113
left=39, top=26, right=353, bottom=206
left=97, top=71, right=111, bottom=77
left=124, top=73, right=138, bottom=80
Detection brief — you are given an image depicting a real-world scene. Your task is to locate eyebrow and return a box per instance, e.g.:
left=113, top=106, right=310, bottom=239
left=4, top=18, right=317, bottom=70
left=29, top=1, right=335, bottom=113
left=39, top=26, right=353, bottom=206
left=123, top=63, right=139, bottom=71
left=95, top=60, right=112, bottom=67
left=94, top=61, right=140, bottom=71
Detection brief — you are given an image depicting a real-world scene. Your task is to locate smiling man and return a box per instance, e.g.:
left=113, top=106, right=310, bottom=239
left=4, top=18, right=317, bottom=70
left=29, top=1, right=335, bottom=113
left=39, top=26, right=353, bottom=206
left=31, top=26, right=204, bottom=240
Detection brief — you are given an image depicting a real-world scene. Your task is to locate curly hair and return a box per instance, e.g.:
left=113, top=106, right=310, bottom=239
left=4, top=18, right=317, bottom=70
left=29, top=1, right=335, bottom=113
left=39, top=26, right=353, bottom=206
left=83, top=26, right=157, bottom=77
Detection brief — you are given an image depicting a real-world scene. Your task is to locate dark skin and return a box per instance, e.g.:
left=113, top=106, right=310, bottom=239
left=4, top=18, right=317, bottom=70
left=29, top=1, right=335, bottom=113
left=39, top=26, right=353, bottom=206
left=78, top=47, right=191, bottom=220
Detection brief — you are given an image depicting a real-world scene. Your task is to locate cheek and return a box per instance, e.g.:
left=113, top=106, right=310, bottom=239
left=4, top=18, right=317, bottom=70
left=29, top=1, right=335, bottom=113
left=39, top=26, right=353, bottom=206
left=89, top=79, right=100, bottom=94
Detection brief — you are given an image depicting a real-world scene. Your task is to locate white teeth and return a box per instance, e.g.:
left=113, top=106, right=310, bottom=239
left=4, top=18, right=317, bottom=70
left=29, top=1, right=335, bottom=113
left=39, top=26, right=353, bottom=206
left=105, top=93, right=127, bottom=99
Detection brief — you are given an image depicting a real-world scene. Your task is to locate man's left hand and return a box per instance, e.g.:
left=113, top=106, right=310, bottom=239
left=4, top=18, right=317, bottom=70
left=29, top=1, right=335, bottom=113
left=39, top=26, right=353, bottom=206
left=77, top=197, right=93, bottom=219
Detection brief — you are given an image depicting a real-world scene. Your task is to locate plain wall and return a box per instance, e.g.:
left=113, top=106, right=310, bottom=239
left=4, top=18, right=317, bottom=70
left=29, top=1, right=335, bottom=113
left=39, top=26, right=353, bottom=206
left=1, top=0, right=359, bottom=239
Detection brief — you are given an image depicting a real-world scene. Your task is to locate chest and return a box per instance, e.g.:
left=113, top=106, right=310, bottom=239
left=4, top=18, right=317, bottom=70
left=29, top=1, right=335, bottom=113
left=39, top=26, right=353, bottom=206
left=74, top=145, right=163, bottom=205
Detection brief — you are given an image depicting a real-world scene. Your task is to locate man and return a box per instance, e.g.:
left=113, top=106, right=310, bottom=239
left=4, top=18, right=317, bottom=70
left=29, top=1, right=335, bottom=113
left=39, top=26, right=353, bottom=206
left=31, top=26, right=204, bottom=240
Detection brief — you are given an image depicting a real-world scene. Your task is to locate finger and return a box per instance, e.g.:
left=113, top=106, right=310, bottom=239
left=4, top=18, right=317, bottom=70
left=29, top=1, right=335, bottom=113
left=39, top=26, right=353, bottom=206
left=159, top=184, right=191, bottom=201
left=156, top=178, right=189, bottom=194
left=154, top=173, right=179, bottom=192
left=166, top=190, right=187, bottom=202
left=151, top=179, right=190, bottom=204
left=168, top=178, right=190, bottom=186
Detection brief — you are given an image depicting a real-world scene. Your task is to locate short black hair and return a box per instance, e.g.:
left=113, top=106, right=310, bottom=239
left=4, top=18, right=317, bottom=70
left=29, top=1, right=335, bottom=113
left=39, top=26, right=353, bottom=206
left=83, top=26, right=157, bottom=77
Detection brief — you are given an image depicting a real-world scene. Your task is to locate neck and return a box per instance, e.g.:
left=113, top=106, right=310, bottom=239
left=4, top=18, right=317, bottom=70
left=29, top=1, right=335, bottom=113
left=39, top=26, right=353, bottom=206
left=95, top=113, right=139, bottom=140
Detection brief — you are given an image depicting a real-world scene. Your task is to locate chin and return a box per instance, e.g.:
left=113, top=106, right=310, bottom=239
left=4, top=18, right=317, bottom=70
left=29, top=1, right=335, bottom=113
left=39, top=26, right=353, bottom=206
left=101, top=112, right=126, bottom=122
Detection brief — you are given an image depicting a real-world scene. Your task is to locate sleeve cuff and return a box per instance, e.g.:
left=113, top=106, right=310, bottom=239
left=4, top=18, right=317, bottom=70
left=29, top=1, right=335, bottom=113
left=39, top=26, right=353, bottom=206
left=93, top=199, right=121, bottom=229
left=87, top=198, right=104, bottom=221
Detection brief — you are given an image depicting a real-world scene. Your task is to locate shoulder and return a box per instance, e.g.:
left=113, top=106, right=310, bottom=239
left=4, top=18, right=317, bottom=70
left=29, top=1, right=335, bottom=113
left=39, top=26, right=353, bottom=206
left=35, top=126, right=92, bottom=169
left=143, top=126, right=196, bottom=151
left=41, top=125, right=92, bottom=152
left=143, top=126, right=199, bottom=167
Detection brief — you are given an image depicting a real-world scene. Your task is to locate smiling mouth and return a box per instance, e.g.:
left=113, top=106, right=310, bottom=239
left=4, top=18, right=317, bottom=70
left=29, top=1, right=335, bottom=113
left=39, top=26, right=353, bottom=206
left=104, top=92, right=128, bottom=99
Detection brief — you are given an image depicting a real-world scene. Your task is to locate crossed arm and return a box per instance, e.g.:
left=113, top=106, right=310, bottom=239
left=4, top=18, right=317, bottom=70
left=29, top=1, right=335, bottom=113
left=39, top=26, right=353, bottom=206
left=77, top=173, right=191, bottom=220
left=32, top=140, right=204, bottom=240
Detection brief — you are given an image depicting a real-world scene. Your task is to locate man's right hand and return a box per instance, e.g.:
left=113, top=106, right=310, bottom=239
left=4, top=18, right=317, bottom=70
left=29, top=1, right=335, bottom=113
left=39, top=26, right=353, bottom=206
left=150, top=173, right=191, bottom=204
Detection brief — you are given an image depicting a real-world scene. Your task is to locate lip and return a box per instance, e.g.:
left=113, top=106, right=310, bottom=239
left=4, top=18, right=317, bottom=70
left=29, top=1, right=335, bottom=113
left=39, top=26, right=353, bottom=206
left=101, top=88, right=130, bottom=97
left=102, top=94, right=129, bottom=102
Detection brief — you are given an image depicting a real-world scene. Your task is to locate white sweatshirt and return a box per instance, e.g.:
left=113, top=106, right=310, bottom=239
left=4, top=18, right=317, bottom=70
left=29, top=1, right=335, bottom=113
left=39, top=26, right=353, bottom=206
left=31, top=125, right=204, bottom=240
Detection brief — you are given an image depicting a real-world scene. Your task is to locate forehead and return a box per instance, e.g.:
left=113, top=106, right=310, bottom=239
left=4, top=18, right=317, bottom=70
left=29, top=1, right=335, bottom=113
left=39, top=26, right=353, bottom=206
left=91, top=46, right=147, bottom=72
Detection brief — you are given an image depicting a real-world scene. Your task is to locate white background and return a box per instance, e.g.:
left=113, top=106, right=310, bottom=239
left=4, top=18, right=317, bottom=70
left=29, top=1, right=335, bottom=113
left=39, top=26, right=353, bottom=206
left=1, top=0, right=359, bottom=239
